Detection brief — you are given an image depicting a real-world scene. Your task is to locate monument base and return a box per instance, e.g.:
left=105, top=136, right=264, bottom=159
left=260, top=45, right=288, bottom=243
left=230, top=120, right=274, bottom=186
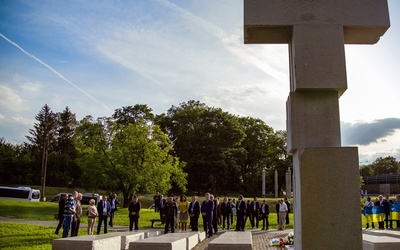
left=293, top=147, right=362, bottom=250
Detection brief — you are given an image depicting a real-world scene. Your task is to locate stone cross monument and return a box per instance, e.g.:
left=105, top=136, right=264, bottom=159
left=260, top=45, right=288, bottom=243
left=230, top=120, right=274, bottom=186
left=244, top=1, right=390, bottom=249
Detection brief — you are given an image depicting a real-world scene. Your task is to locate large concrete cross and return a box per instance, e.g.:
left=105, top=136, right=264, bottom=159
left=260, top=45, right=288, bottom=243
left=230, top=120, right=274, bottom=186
left=244, top=1, right=390, bottom=249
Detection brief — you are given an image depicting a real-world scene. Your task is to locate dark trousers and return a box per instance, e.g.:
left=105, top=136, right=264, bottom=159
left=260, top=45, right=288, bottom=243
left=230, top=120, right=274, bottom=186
left=213, top=216, right=218, bottom=233
left=97, top=215, right=108, bottom=234
left=236, top=214, right=245, bottom=231
left=203, top=215, right=213, bottom=236
left=385, top=212, right=392, bottom=228
left=250, top=212, right=259, bottom=228
left=129, top=215, right=139, bottom=231
left=55, top=217, right=63, bottom=234
left=286, top=212, right=290, bottom=225
left=222, top=214, right=230, bottom=229
left=261, top=214, right=269, bottom=229
left=109, top=209, right=116, bottom=227
left=71, top=218, right=81, bottom=236
left=244, top=213, right=250, bottom=226
left=190, top=214, right=199, bottom=231
left=164, top=217, right=175, bottom=234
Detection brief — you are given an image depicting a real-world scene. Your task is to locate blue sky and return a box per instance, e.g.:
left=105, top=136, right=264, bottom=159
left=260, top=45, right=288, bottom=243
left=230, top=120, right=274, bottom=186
left=1, top=0, right=399, bottom=164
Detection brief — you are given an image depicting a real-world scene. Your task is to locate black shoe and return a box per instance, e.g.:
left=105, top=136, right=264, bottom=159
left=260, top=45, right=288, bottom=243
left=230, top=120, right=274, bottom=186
left=261, top=228, right=264, bottom=230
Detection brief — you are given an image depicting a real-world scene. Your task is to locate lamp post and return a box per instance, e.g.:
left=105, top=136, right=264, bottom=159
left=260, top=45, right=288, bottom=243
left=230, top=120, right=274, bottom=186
left=262, top=168, right=266, bottom=197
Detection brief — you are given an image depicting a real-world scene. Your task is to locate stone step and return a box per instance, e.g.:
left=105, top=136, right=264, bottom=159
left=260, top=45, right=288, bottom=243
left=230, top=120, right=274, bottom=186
left=363, top=234, right=400, bottom=250
left=129, top=231, right=205, bottom=250
left=208, top=231, right=252, bottom=250
left=52, top=230, right=163, bottom=250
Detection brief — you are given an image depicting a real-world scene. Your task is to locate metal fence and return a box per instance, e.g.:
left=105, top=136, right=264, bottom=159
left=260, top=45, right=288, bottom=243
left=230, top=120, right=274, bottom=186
left=362, top=174, right=400, bottom=184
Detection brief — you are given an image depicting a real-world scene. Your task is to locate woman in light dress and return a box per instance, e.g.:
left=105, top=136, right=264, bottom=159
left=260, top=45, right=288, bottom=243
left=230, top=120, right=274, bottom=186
left=87, top=199, right=98, bottom=235
left=178, top=194, right=190, bottom=232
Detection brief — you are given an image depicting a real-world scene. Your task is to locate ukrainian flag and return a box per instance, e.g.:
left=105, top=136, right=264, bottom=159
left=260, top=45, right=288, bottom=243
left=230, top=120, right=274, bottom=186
left=390, top=203, right=400, bottom=220
left=364, top=206, right=373, bottom=223
left=369, top=206, right=384, bottom=223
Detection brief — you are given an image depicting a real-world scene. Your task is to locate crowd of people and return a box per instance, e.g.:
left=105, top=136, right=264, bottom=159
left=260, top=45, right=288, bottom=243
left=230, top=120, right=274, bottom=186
left=54, top=191, right=122, bottom=237
left=153, top=192, right=292, bottom=237
left=54, top=191, right=292, bottom=238
left=363, top=194, right=400, bottom=229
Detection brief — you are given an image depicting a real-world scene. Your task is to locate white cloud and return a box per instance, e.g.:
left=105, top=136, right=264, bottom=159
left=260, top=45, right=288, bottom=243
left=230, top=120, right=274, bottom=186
left=10, top=115, right=35, bottom=127
left=0, top=85, right=26, bottom=111
left=20, top=81, right=42, bottom=94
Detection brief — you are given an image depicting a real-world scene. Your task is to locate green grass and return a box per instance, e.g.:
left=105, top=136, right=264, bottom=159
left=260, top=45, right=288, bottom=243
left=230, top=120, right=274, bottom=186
left=0, top=222, right=55, bottom=250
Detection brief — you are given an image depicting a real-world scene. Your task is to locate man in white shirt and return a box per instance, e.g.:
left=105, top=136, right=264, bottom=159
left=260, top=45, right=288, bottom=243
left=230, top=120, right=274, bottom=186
left=278, top=199, right=288, bottom=230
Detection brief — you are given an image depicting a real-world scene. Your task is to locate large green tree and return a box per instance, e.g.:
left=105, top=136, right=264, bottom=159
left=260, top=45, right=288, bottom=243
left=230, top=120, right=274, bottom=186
left=236, top=117, right=291, bottom=195
left=370, top=156, right=400, bottom=175
left=156, top=100, right=246, bottom=194
left=48, top=107, right=79, bottom=187
left=74, top=114, right=187, bottom=207
left=26, top=104, right=58, bottom=200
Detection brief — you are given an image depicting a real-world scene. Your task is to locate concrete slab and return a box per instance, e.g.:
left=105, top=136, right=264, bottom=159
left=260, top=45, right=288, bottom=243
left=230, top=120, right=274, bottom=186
left=52, top=233, right=121, bottom=250
left=118, top=232, right=145, bottom=250
left=208, top=231, right=252, bottom=250
left=129, top=233, right=188, bottom=250
left=363, top=234, right=400, bottom=250
left=139, top=229, right=163, bottom=238
left=198, top=231, right=206, bottom=242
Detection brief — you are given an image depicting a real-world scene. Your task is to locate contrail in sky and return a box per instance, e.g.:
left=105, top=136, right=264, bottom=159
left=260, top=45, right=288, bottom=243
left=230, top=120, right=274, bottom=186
left=0, top=32, right=113, bottom=112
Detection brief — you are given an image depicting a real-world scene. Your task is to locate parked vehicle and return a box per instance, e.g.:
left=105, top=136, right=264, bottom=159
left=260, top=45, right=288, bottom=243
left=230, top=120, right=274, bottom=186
left=0, top=186, right=40, bottom=202
left=50, top=192, right=101, bottom=205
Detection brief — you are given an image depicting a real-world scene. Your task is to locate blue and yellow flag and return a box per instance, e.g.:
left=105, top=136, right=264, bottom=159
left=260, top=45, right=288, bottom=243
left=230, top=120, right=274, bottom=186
left=365, top=206, right=384, bottom=222
left=390, top=203, right=400, bottom=220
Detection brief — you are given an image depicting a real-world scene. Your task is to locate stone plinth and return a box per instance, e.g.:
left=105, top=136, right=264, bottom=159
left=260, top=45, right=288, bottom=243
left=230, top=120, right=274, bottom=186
left=118, top=232, right=145, bottom=250
left=208, top=231, right=252, bottom=250
left=129, top=233, right=191, bottom=250
left=293, top=147, right=361, bottom=249
left=363, top=234, right=400, bottom=250
left=52, top=233, right=121, bottom=250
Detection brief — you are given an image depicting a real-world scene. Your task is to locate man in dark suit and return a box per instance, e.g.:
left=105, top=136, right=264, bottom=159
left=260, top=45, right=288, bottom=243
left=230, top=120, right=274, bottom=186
left=97, top=195, right=111, bottom=234
left=220, top=197, right=232, bottom=230
left=245, top=200, right=252, bottom=227
left=128, top=195, right=141, bottom=231
left=201, top=193, right=214, bottom=237
left=260, top=199, right=270, bottom=230
left=163, top=194, right=177, bottom=234
left=250, top=197, right=260, bottom=229
left=211, top=194, right=219, bottom=233
left=189, top=196, right=200, bottom=231
left=108, top=193, right=120, bottom=227
left=235, top=195, right=246, bottom=231
left=284, top=197, right=291, bottom=225
left=54, top=193, right=67, bottom=235
left=159, top=194, right=166, bottom=223
left=276, top=202, right=280, bottom=222
left=384, top=194, right=393, bottom=229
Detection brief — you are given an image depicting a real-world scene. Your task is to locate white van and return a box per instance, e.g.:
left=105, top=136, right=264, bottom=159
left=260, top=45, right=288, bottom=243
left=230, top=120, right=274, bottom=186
left=0, top=186, right=40, bottom=202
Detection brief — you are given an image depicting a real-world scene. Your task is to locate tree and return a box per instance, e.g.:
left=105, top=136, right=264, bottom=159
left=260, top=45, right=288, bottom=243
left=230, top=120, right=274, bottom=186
left=0, top=139, right=35, bottom=184
left=50, top=107, right=79, bottom=187
left=156, top=100, right=246, bottom=194
left=236, top=117, right=287, bottom=195
left=112, top=104, right=154, bottom=125
left=26, top=104, right=58, bottom=201
left=74, top=115, right=187, bottom=207
left=370, top=156, right=400, bottom=175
